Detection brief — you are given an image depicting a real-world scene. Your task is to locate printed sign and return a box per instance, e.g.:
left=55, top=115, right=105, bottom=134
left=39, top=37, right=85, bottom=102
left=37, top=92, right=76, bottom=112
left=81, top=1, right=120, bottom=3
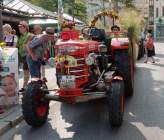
left=60, top=75, right=75, bottom=88
left=0, top=48, right=19, bottom=106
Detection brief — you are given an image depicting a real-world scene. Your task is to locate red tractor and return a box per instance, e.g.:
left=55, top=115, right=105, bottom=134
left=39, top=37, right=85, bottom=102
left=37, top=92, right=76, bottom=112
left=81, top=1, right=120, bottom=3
left=22, top=11, right=134, bottom=127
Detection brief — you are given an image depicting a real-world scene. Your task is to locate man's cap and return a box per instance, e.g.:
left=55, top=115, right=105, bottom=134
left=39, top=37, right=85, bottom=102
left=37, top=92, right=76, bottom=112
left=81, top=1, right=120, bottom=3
left=46, top=27, right=55, bottom=35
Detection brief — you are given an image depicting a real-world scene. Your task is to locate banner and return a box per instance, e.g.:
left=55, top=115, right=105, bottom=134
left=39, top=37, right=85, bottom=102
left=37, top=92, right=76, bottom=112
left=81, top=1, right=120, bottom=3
left=0, top=47, right=19, bottom=106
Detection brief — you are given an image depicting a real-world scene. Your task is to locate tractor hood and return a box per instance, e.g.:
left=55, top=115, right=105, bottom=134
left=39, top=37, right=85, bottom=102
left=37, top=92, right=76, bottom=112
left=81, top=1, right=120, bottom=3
left=56, top=40, right=101, bottom=52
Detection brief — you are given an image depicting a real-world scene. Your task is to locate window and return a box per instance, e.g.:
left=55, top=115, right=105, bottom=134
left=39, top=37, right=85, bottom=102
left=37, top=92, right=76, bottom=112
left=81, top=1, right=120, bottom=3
left=156, top=8, right=158, bottom=17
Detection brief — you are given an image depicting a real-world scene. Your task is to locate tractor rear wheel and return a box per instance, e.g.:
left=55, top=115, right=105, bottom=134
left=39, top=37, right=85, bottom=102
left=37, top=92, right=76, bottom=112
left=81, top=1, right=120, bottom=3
left=22, top=81, right=49, bottom=127
left=115, top=50, right=134, bottom=96
left=107, top=80, right=124, bottom=127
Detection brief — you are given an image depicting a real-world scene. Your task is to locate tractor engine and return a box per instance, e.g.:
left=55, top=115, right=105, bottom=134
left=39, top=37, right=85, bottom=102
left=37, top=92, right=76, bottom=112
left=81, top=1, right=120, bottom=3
left=55, top=31, right=109, bottom=98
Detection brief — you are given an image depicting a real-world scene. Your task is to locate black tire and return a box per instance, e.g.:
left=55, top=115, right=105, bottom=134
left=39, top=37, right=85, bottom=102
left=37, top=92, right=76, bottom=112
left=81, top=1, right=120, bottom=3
left=22, top=81, right=49, bottom=127
left=137, top=40, right=144, bottom=60
left=115, top=50, right=134, bottom=96
left=137, top=43, right=142, bottom=60
left=107, top=80, right=124, bottom=127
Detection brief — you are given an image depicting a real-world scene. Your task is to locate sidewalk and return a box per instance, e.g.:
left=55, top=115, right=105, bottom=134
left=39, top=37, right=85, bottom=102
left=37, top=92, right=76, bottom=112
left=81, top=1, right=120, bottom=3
left=0, top=66, right=57, bottom=136
left=0, top=105, right=23, bottom=136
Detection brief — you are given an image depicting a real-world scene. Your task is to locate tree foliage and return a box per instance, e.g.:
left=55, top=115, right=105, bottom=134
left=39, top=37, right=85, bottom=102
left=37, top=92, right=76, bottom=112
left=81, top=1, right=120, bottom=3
left=26, top=0, right=87, bottom=21
left=26, top=0, right=57, bottom=11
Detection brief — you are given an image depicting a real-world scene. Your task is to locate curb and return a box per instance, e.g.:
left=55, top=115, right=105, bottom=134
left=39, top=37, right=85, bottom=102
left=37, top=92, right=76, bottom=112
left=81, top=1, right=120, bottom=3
left=0, top=105, right=23, bottom=136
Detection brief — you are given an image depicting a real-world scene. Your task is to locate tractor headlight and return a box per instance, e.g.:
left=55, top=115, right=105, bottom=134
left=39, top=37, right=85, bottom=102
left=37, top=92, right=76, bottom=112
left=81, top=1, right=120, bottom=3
left=99, top=43, right=107, bottom=53
left=85, top=53, right=96, bottom=65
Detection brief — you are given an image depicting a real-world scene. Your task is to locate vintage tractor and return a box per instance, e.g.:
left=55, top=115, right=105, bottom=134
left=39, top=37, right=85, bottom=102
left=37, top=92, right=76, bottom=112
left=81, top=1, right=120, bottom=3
left=22, top=11, right=134, bottom=128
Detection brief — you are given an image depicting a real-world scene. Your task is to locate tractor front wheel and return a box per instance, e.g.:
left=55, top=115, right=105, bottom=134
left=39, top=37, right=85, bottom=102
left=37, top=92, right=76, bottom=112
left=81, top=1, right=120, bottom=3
left=107, top=80, right=124, bottom=127
left=22, top=81, right=49, bottom=127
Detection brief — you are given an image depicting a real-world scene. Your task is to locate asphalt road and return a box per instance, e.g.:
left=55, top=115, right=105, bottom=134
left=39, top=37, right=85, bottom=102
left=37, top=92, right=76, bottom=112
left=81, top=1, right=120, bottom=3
left=1, top=42, right=164, bottom=140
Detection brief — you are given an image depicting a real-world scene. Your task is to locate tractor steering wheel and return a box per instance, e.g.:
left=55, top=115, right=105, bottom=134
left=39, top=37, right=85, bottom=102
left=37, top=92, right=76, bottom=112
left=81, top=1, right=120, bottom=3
left=81, top=26, right=98, bottom=39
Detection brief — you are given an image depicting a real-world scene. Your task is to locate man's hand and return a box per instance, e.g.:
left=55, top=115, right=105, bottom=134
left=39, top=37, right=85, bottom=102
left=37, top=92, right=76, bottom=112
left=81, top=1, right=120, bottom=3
left=24, top=44, right=28, bottom=48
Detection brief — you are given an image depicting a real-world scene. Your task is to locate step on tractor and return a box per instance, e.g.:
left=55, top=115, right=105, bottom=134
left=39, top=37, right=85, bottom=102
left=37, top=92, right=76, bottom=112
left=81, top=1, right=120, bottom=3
left=22, top=10, right=135, bottom=128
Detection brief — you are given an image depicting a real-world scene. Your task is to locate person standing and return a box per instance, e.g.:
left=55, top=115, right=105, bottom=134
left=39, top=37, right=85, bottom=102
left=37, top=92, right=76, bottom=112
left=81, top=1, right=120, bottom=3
left=16, top=21, right=34, bottom=92
left=144, top=33, right=155, bottom=63
left=33, top=25, right=46, bottom=81
left=33, top=24, right=42, bottom=35
left=26, top=27, right=55, bottom=81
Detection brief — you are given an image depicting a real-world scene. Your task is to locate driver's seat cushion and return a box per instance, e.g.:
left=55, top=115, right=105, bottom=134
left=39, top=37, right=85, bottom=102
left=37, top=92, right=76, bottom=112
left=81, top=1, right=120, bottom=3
left=90, top=28, right=106, bottom=41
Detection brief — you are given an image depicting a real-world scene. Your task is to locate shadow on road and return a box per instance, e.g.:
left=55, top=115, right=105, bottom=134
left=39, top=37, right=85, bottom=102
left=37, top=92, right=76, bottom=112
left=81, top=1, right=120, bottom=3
left=57, top=100, right=147, bottom=140
left=125, top=65, right=164, bottom=133
left=15, top=122, right=60, bottom=140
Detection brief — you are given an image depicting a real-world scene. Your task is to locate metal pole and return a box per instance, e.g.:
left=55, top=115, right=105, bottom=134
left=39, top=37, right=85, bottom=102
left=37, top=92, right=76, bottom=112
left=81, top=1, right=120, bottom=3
left=102, top=0, right=106, bottom=26
left=58, top=0, right=63, bottom=32
left=73, top=0, right=75, bottom=22
left=0, top=0, right=3, bottom=41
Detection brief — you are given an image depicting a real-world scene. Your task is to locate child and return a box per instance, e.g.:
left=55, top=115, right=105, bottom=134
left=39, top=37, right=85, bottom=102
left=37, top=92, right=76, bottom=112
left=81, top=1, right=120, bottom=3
left=0, top=74, right=18, bottom=108
left=144, top=33, right=155, bottom=63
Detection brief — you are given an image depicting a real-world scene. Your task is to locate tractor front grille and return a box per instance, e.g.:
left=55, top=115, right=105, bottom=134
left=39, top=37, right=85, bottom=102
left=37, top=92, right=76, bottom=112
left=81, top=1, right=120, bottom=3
left=69, top=56, right=88, bottom=87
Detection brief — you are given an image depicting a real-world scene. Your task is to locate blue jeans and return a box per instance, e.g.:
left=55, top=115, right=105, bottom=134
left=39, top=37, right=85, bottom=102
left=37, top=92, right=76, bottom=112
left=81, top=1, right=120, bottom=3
left=26, top=55, right=41, bottom=78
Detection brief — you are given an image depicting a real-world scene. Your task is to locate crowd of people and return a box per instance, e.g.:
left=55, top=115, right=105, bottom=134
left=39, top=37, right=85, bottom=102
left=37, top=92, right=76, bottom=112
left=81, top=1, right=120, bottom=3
left=0, top=21, right=56, bottom=113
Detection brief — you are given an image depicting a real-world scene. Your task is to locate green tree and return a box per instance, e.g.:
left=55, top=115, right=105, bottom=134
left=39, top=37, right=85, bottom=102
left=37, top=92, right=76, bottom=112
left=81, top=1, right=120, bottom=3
left=26, top=0, right=87, bottom=22
left=63, top=0, right=87, bottom=22
left=26, top=0, right=57, bottom=11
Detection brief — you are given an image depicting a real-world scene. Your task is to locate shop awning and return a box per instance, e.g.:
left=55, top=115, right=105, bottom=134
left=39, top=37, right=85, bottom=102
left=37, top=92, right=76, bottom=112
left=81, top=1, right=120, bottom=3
left=3, top=0, right=84, bottom=24
left=3, top=0, right=57, bottom=18
left=29, top=18, right=58, bottom=25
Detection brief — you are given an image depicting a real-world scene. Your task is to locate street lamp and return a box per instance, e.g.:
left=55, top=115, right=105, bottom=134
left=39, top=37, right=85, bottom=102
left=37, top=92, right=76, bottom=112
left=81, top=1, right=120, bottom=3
left=0, top=0, right=3, bottom=41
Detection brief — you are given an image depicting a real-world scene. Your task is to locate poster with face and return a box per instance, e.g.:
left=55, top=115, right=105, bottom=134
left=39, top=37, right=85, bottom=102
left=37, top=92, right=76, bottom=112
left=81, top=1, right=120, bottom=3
left=0, top=48, right=19, bottom=106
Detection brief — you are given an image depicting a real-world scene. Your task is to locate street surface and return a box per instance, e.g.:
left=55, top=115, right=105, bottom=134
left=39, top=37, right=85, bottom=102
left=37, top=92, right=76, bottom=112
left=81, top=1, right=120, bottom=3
left=1, top=42, right=164, bottom=140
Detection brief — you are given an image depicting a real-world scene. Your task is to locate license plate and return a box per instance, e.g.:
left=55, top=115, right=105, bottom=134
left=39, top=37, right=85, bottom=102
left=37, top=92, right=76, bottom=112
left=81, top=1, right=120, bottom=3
left=60, top=75, right=75, bottom=88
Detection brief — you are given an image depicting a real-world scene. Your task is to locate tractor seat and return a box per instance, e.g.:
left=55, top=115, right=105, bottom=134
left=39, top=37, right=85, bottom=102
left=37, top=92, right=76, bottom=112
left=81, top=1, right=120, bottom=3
left=90, top=28, right=106, bottom=42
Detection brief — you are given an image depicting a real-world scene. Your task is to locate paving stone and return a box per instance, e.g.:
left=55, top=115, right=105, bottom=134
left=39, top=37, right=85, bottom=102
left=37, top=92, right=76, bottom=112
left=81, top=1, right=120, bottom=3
left=0, top=105, right=23, bottom=136
left=3, top=105, right=23, bottom=127
left=0, top=121, right=10, bottom=136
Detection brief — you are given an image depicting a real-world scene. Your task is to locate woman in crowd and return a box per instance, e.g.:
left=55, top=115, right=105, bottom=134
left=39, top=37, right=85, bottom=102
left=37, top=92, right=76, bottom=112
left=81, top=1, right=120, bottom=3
left=3, top=24, right=17, bottom=47
left=144, top=33, right=155, bottom=63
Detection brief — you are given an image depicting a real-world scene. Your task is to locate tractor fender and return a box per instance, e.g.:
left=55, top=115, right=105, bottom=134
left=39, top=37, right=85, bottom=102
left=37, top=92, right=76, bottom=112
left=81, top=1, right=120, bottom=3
left=105, top=75, right=123, bottom=96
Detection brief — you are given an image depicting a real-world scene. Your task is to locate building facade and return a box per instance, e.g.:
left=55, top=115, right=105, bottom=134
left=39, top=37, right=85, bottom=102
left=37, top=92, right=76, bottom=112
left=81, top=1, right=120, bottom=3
left=85, top=0, right=112, bottom=23
left=134, top=0, right=149, bottom=19
left=154, top=0, right=164, bottom=40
